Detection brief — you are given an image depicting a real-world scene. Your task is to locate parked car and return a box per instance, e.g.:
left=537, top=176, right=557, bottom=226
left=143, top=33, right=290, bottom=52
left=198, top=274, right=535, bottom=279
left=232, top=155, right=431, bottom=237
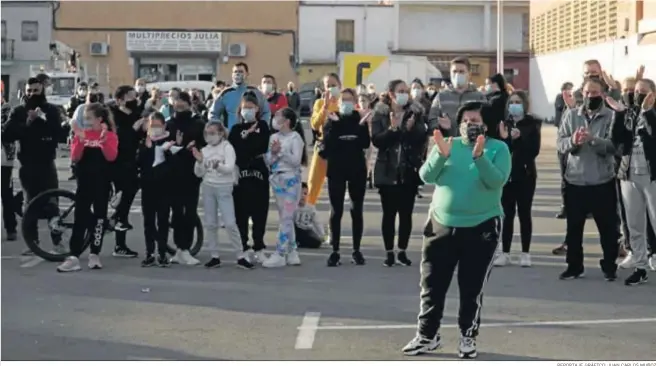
left=299, top=82, right=320, bottom=117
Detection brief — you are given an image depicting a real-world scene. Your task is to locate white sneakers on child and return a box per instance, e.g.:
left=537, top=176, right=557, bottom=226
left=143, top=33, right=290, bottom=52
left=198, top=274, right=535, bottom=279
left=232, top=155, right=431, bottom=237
left=261, top=250, right=302, bottom=268
left=170, top=249, right=200, bottom=266
left=287, top=250, right=301, bottom=266
left=493, top=252, right=531, bottom=267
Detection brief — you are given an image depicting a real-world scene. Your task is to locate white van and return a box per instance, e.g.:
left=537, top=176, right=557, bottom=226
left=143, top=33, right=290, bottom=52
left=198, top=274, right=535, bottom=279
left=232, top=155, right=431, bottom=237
left=145, top=81, right=215, bottom=101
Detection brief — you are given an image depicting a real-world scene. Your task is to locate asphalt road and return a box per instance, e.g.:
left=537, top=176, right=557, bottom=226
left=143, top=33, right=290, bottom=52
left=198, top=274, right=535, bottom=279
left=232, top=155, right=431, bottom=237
left=2, top=125, right=655, bottom=361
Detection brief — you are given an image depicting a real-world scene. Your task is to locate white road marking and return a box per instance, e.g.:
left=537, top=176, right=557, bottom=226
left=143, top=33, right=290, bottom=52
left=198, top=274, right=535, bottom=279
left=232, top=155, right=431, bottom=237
left=295, top=312, right=321, bottom=350
left=19, top=257, right=45, bottom=268
left=303, top=317, right=656, bottom=331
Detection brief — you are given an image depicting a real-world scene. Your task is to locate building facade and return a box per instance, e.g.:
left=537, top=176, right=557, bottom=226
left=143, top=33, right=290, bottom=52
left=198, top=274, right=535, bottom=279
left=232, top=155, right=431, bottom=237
left=298, top=0, right=530, bottom=89
left=52, top=1, right=299, bottom=92
left=1, top=1, right=54, bottom=103
left=529, top=0, right=656, bottom=118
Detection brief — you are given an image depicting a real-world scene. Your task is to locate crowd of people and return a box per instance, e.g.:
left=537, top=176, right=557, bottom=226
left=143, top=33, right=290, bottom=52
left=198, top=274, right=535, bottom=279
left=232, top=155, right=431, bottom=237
left=1, top=56, right=655, bottom=359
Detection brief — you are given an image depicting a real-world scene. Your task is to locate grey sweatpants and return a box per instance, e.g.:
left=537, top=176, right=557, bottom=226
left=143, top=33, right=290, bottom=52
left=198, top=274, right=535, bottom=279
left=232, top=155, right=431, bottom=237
left=620, top=174, right=656, bottom=270
left=201, top=182, right=243, bottom=260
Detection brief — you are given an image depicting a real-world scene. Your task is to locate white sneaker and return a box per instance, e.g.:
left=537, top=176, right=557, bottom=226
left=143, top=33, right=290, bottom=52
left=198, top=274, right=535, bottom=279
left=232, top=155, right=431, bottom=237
left=51, top=243, right=67, bottom=255
left=493, top=253, right=511, bottom=267
left=619, top=252, right=635, bottom=269
left=402, top=335, right=441, bottom=356
left=179, top=250, right=200, bottom=266
left=88, top=254, right=103, bottom=269
left=458, top=336, right=477, bottom=359
left=254, top=250, right=267, bottom=264
left=170, top=249, right=182, bottom=264
left=57, top=256, right=81, bottom=273
left=520, top=252, right=532, bottom=267
left=649, top=256, right=655, bottom=272
left=262, top=252, right=286, bottom=268
left=287, top=250, right=301, bottom=266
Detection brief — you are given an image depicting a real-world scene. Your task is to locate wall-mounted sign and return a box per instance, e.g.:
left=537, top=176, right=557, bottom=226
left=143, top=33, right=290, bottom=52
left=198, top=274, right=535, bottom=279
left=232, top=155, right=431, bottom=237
left=126, top=31, right=222, bottom=53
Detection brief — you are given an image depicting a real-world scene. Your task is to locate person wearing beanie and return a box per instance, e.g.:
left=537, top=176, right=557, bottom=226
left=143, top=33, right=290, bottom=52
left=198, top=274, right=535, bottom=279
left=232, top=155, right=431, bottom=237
left=228, top=91, right=272, bottom=264
left=194, top=120, right=255, bottom=270
left=165, top=91, right=207, bottom=266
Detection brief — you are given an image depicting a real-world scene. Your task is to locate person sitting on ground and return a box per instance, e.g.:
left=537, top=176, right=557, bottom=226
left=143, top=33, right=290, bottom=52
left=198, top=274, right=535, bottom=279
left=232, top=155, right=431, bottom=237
left=295, top=182, right=327, bottom=249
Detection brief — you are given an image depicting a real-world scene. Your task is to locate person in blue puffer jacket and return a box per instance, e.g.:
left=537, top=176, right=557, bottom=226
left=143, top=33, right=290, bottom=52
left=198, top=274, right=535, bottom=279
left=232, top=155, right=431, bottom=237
left=210, top=62, right=270, bottom=131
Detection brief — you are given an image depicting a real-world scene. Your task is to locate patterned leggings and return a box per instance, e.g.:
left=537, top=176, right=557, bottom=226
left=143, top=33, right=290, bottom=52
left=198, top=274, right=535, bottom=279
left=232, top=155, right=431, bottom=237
left=271, top=172, right=302, bottom=255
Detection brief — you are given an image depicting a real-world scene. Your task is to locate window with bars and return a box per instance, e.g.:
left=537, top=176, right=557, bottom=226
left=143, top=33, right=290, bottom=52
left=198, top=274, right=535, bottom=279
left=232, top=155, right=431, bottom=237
left=21, top=21, right=38, bottom=42
left=335, top=19, right=355, bottom=56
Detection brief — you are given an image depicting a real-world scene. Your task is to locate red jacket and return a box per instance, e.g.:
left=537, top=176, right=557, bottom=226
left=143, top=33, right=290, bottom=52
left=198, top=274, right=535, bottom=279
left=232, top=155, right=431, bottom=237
left=267, top=92, right=288, bottom=116
left=70, top=129, right=119, bottom=163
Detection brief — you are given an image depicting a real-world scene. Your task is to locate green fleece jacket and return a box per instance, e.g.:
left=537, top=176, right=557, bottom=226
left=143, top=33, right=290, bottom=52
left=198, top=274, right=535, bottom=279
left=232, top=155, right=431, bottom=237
left=419, top=137, right=511, bottom=228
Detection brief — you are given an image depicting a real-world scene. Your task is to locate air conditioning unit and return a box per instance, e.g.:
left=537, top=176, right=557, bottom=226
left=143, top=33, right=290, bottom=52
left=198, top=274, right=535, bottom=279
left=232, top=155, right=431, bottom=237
left=227, top=43, right=247, bottom=57
left=89, top=42, right=109, bottom=56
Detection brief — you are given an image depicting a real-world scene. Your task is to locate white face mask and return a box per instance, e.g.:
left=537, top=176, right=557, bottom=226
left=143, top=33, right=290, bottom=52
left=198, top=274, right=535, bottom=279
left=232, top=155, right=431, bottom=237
left=272, top=117, right=283, bottom=131
left=261, top=83, right=274, bottom=94
left=410, top=88, right=422, bottom=99
left=149, top=126, right=165, bottom=137
left=136, top=85, right=146, bottom=93
left=205, top=134, right=221, bottom=145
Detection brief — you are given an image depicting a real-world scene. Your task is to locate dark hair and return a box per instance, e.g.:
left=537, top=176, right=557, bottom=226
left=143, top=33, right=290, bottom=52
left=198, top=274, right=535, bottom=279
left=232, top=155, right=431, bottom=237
left=27, top=77, right=41, bottom=86
left=214, top=80, right=225, bottom=88
left=34, top=73, right=50, bottom=85
left=583, top=77, right=604, bottom=89
left=411, top=78, right=424, bottom=88
left=340, top=88, right=356, bottom=98
left=505, top=90, right=530, bottom=119
left=323, top=72, right=341, bottom=87
left=170, top=87, right=182, bottom=94
left=78, top=81, right=88, bottom=88
left=583, top=59, right=601, bottom=68
left=234, top=62, right=249, bottom=73
left=86, top=102, right=116, bottom=131
left=450, top=57, right=471, bottom=70
left=302, top=182, right=308, bottom=189
left=381, top=79, right=405, bottom=105
left=455, top=101, right=485, bottom=124
left=561, top=82, right=574, bottom=91
left=149, top=111, right=166, bottom=124
left=280, top=107, right=308, bottom=166
left=489, top=73, right=509, bottom=94
left=114, top=85, right=134, bottom=101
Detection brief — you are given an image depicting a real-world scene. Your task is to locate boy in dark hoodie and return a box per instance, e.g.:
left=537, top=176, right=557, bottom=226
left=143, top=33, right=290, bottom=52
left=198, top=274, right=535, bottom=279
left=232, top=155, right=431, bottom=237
left=228, top=91, right=271, bottom=263
left=165, top=91, right=206, bottom=266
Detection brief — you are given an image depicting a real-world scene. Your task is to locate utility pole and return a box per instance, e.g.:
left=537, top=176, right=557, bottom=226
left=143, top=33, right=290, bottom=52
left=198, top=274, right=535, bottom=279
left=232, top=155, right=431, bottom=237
left=496, top=0, right=504, bottom=74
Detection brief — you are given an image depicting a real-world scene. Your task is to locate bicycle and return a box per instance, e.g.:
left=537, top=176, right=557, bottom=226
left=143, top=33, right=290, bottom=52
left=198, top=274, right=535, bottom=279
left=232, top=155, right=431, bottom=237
left=21, top=187, right=204, bottom=262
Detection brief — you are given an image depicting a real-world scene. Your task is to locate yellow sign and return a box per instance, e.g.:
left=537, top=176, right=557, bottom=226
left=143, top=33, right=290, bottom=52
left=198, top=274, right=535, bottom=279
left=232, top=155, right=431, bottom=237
left=340, top=54, right=387, bottom=89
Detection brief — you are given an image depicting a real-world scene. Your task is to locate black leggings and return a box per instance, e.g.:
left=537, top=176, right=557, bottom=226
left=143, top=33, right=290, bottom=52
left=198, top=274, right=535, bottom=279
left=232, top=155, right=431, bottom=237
left=141, top=181, right=170, bottom=256
left=170, top=182, right=200, bottom=251
left=233, top=178, right=270, bottom=251
left=111, top=163, right=140, bottom=249
left=1, top=166, right=17, bottom=234
left=70, top=177, right=111, bottom=257
left=328, top=173, right=366, bottom=252
left=501, top=176, right=537, bottom=253
left=379, top=184, right=417, bottom=251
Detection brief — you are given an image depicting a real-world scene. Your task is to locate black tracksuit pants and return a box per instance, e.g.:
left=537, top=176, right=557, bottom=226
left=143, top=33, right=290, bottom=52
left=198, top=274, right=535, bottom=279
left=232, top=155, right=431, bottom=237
left=295, top=227, right=323, bottom=249
left=417, top=216, right=500, bottom=339
left=70, top=177, right=111, bottom=257
left=19, top=161, right=59, bottom=242
left=1, top=166, right=17, bottom=234
left=648, top=214, right=656, bottom=257
left=111, top=162, right=140, bottom=249
left=327, top=171, right=366, bottom=252
left=233, top=177, right=269, bottom=251
left=170, top=181, right=200, bottom=251
left=141, top=180, right=170, bottom=256
left=501, top=176, right=537, bottom=253
left=564, top=180, right=619, bottom=273
left=379, top=184, right=417, bottom=251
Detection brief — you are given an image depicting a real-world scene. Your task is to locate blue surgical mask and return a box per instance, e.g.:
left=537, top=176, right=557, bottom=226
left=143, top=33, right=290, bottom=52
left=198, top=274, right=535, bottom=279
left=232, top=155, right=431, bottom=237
left=410, top=88, right=422, bottom=99
left=339, top=102, right=354, bottom=115
left=241, top=108, right=256, bottom=121
left=82, top=119, right=94, bottom=128
left=452, top=73, right=468, bottom=88
left=508, top=103, right=524, bottom=117
left=395, top=92, right=409, bottom=106
left=485, top=85, right=493, bottom=92
left=329, top=87, right=340, bottom=97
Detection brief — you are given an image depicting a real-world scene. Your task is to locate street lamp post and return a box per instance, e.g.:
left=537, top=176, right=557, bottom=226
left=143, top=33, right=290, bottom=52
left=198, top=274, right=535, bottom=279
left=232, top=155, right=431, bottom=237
left=496, top=0, right=504, bottom=74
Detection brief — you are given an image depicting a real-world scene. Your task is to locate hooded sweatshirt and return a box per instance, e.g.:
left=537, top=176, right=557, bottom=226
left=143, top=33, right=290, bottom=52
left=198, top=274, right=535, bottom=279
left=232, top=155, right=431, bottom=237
left=165, top=111, right=206, bottom=185
left=110, top=105, right=142, bottom=165
left=194, top=139, right=237, bottom=186
left=228, top=119, right=271, bottom=182
left=427, top=85, right=486, bottom=136
left=210, top=84, right=271, bottom=130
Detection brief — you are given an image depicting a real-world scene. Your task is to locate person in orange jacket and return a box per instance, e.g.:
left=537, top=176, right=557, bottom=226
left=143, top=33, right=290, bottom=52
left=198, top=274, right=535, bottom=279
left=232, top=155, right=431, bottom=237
left=307, top=73, right=341, bottom=205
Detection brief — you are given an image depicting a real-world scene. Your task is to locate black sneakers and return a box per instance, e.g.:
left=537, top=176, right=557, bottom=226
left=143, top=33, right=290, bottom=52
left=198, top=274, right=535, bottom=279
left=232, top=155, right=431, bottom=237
left=327, top=251, right=341, bottom=267
left=157, top=254, right=170, bottom=267
left=205, top=257, right=222, bottom=268
left=624, top=268, right=648, bottom=286
left=559, top=267, right=585, bottom=280
left=113, top=246, right=138, bottom=258
left=351, top=251, right=366, bottom=265
left=384, top=252, right=396, bottom=267
left=397, top=251, right=412, bottom=266
left=604, top=271, right=617, bottom=282
left=237, top=257, right=255, bottom=270
left=5, top=231, right=17, bottom=241
left=141, top=255, right=156, bottom=267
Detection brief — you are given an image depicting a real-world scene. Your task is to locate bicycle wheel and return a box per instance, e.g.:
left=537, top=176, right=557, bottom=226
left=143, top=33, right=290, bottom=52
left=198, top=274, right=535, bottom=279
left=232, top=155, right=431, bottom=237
left=166, top=213, right=204, bottom=256
left=21, top=188, right=90, bottom=262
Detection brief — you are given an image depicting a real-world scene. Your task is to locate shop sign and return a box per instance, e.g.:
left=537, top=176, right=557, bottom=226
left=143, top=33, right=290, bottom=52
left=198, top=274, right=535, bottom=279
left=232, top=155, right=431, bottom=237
left=126, top=31, right=222, bottom=52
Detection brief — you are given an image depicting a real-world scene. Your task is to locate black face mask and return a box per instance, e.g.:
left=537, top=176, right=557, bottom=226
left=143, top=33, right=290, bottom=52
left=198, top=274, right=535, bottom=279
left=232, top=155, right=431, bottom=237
left=88, top=94, right=99, bottom=103
left=585, top=96, right=603, bottom=111
left=466, top=123, right=485, bottom=142
left=125, top=100, right=139, bottom=111
left=635, top=93, right=647, bottom=107
left=623, top=92, right=635, bottom=107
left=174, top=110, right=192, bottom=119
left=24, top=93, right=46, bottom=109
